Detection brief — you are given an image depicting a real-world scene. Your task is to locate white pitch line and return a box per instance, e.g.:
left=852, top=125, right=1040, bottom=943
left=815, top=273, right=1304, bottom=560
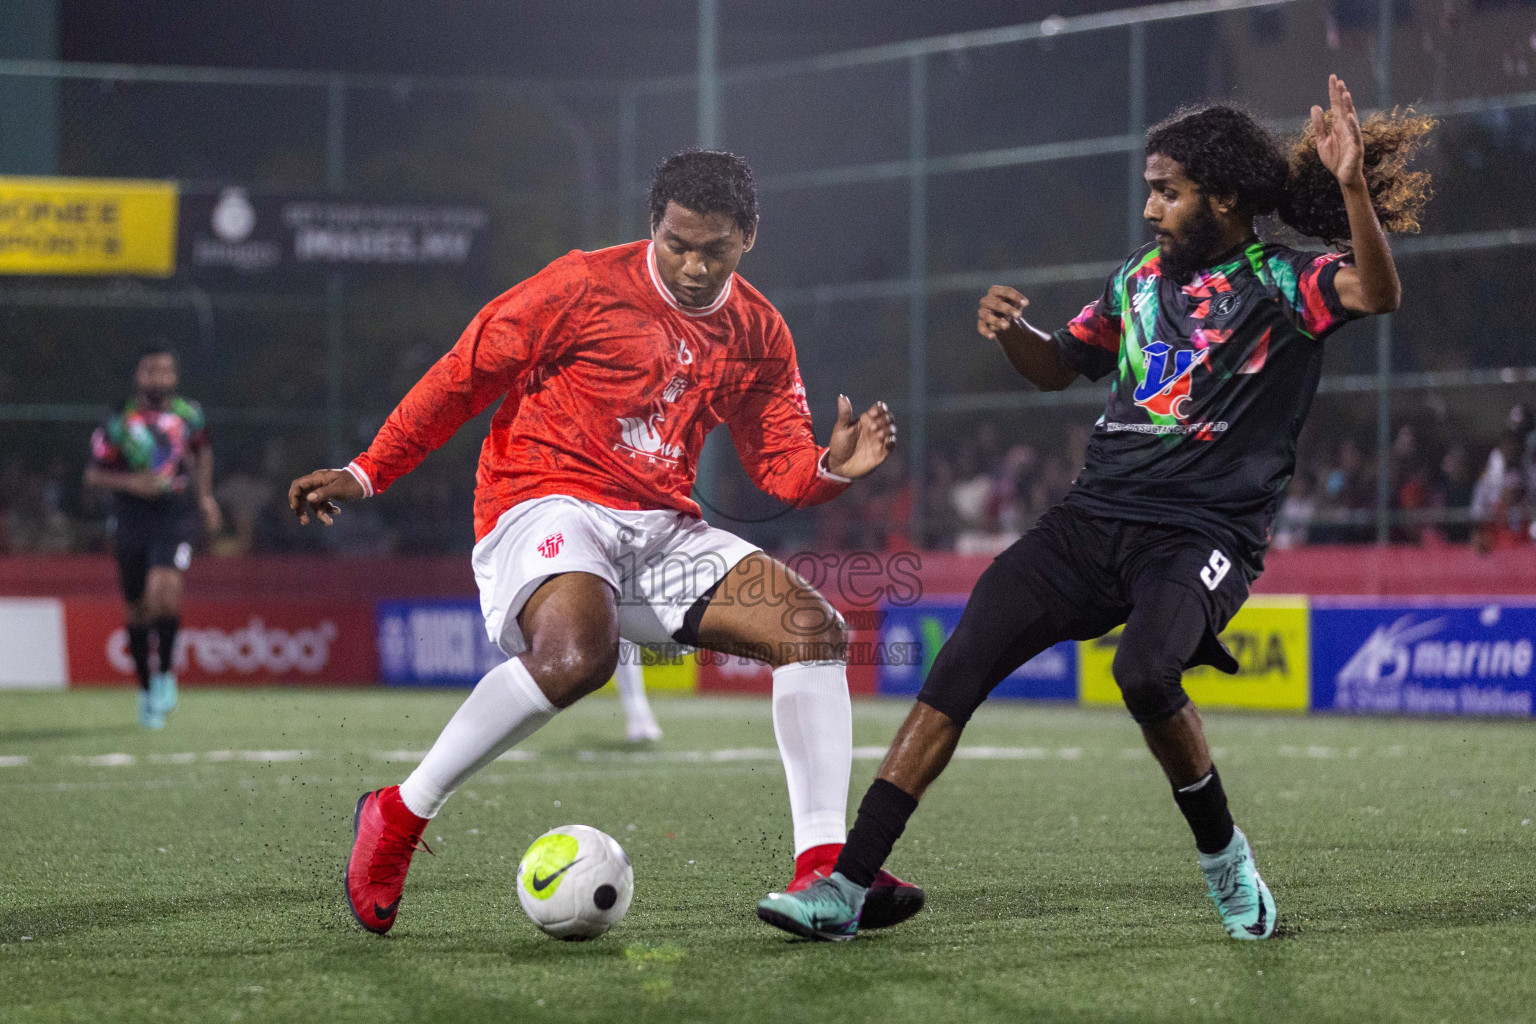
left=71, top=753, right=136, bottom=767
left=28, top=744, right=1426, bottom=771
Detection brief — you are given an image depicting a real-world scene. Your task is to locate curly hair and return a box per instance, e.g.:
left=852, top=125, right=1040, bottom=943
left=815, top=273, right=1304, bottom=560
left=648, top=149, right=758, bottom=237
left=1145, top=104, right=1433, bottom=245
left=1280, top=109, right=1434, bottom=241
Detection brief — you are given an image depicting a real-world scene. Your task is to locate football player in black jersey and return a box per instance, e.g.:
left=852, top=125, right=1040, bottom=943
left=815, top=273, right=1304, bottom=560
left=758, top=75, right=1433, bottom=942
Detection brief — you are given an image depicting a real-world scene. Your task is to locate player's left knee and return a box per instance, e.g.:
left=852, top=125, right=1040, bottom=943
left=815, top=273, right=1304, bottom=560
left=773, top=597, right=847, bottom=666
left=1111, top=648, right=1189, bottom=726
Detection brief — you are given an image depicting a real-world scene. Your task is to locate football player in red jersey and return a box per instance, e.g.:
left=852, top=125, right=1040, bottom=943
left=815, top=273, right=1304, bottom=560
left=289, top=150, right=924, bottom=935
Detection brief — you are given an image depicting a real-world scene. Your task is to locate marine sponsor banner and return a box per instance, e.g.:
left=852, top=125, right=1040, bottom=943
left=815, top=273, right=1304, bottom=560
left=64, top=598, right=376, bottom=685
left=378, top=599, right=696, bottom=691
left=1312, top=600, right=1536, bottom=717
left=877, top=597, right=1077, bottom=701
left=0, top=176, right=178, bottom=277
left=180, top=187, right=489, bottom=277
left=1079, top=597, right=1310, bottom=712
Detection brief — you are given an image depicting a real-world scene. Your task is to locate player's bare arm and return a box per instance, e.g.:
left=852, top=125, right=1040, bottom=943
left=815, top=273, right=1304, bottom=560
left=1315, top=74, right=1402, bottom=315
left=976, top=285, right=1078, bottom=392
left=288, top=468, right=365, bottom=526
left=195, top=443, right=221, bottom=534
left=84, top=464, right=172, bottom=501
left=824, top=395, right=896, bottom=479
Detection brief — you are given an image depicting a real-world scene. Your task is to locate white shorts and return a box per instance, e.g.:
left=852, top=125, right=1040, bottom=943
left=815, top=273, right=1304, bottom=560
left=472, top=495, right=761, bottom=656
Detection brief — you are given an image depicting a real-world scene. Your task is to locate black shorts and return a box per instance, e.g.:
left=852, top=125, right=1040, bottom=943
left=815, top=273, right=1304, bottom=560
left=916, top=504, right=1252, bottom=726
left=114, top=513, right=197, bottom=603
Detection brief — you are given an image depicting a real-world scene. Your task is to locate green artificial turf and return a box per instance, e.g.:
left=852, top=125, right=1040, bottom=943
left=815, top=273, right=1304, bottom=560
left=1, top=689, right=1532, bottom=1023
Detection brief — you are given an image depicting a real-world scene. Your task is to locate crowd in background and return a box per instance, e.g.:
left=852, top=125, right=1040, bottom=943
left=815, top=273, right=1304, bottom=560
left=4, top=404, right=1534, bottom=559
left=812, top=403, right=1536, bottom=556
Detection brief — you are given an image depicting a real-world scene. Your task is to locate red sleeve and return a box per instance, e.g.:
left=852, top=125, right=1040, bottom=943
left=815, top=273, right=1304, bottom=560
left=1294, top=251, right=1359, bottom=338
left=1051, top=270, right=1124, bottom=382
left=725, top=317, right=850, bottom=509
left=89, top=425, right=123, bottom=469
left=348, top=251, right=591, bottom=497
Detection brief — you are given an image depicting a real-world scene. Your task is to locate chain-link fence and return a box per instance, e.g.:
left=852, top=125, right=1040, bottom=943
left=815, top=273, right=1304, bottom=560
left=3, top=0, right=1534, bottom=556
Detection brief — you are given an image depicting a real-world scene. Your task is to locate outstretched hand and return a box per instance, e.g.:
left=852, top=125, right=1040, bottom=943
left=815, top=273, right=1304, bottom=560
left=287, top=468, right=365, bottom=526
left=977, top=285, right=1030, bottom=340
left=1312, top=73, right=1364, bottom=189
left=825, top=396, right=896, bottom=480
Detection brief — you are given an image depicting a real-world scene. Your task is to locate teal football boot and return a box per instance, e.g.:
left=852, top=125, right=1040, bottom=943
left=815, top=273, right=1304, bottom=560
left=756, top=871, right=865, bottom=942
left=137, top=690, right=165, bottom=730
left=150, top=671, right=179, bottom=715
left=1200, top=827, right=1277, bottom=940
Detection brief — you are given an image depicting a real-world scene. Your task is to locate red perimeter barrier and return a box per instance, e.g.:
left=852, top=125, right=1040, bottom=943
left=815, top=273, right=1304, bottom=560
left=6, top=545, right=1532, bottom=690
left=5, top=546, right=1532, bottom=603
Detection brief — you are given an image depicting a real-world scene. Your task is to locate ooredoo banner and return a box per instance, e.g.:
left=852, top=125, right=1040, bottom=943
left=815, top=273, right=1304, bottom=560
left=1311, top=600, right=1536, bottom=717
left=64, top=598, right=376, bottom=685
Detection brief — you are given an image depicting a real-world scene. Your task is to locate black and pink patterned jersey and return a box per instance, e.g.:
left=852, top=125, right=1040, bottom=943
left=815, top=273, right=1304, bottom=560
left=1052, top=239, right=1362, bottom=569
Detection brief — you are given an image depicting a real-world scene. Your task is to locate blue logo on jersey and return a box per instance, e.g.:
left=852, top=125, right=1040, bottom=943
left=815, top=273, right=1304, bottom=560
left=1133, top=341, right=1208, bottom=419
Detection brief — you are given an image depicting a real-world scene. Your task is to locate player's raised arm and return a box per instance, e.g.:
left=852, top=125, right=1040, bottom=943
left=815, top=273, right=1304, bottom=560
left=726, top=328, right=893, bottom=507
left=1311, top=75, right=1398, bottom=315
left=288, top=252, right=591, bottom=526
left=976, top=285, right=1080, bottom=392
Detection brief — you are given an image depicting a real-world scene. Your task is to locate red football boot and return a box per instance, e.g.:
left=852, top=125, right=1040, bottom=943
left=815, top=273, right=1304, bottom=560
left=345, top=786, right=432, bottom=935
left=787, top=843, right=926, bottom=931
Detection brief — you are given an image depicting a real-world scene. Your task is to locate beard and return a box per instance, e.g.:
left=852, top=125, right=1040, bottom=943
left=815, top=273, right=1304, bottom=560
left=141, top=387, right=171, bottom=406
left=1156, top=198, right=1225, bottom=281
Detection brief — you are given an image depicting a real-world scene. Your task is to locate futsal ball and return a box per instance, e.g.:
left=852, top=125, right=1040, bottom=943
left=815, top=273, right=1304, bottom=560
left=516, top=825, right=634, bottom=940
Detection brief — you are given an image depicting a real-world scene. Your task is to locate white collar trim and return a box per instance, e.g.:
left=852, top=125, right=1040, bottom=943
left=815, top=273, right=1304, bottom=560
left=646, top=241, right=733, bottom=317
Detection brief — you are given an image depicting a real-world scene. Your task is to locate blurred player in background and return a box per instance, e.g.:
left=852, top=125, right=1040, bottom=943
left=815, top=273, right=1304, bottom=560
left=289, top=149, right=925, bottom=935
left=615, top=638, right=662, bottom=742
left=760, top=76, right=1433, bottom=941
left=86, top=347, right=221, bottom=729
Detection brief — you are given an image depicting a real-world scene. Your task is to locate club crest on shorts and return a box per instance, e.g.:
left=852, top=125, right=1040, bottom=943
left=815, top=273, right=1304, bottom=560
left=538, top=533, right=564, bottom=558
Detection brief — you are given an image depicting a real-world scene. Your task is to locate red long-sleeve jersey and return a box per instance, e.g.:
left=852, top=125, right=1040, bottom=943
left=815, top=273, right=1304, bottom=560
left=348, top=240, right=850, bottom=542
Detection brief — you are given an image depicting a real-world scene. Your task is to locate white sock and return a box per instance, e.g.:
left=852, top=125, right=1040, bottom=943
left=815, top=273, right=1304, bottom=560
left=398, top=657, right=557, bottom=819
left=614, top=639, right=658, bottom=730
left=771, top=660, right=852, bottom=856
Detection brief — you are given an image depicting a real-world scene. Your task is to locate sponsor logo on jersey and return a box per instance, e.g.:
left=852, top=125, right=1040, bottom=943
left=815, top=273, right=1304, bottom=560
left=1133, top=341, right=1209, bottom=420
left=661, top=374, right=689, bottom=403
left=538, top=533, right=564, bottom=558
left=1209, top=291, right=1240, bottom=319
left=615, top=407, right=684, bottom=464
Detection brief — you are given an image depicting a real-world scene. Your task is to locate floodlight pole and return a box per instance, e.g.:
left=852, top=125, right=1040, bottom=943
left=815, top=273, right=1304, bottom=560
left=697, top=0, right=720, bottom=148
left=1373, top=1, right=1393, bottom=545
left=694, top=0, right=726, bottom=515
left=907, top=54, right=928, bottom=548
left=1126, top=22, right=1147, bottom=248
left=325, top=75, right=347, bottom=468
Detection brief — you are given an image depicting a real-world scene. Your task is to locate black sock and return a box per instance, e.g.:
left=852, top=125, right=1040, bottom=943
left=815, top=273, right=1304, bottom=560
left=833, top=778, right=920, bottom=888
left=1173, top=765, right=1236, bottom=855
left=127, top=625, right=152, bottom=691
left=152, top=616, right=180, bottom=676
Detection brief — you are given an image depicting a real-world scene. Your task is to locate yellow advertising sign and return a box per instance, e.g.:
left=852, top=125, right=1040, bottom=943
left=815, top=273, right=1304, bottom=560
left=599, top=645, right=698, bottom=695
left=0, top=176, right=178, bottom=277
left=1079, top=596, right=1311, bottom=712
